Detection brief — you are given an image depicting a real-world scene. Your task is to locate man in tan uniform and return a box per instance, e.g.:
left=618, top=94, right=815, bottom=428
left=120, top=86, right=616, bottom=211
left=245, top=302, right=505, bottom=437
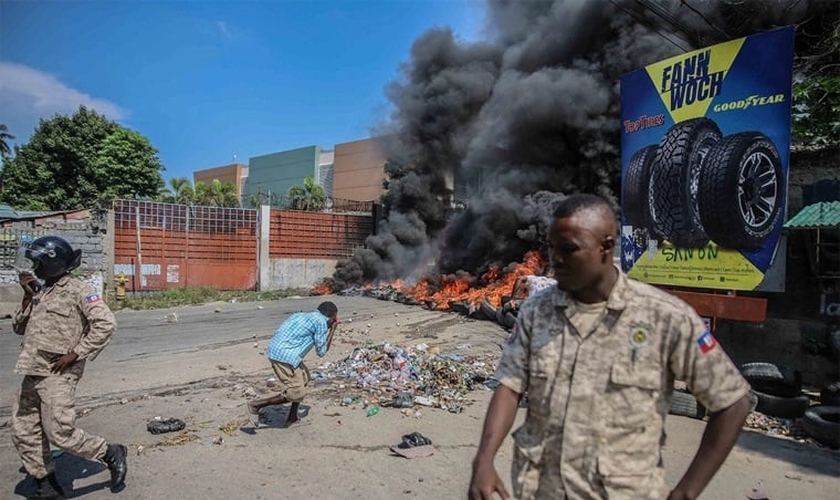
left=468, top=194, right=751, bottom=500
left=11, top=236, right=127, bottom=500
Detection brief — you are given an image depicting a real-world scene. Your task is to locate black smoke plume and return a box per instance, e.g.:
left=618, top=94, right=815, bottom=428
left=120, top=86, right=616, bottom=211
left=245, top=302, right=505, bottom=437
left=329, top=0, right=837, bottom=290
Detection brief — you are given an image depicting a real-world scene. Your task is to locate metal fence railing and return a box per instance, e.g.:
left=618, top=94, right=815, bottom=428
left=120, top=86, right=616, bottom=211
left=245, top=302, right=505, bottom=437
left=240, top=193, right=374, bottom=214
left=113, top=200, right=257, bottom=234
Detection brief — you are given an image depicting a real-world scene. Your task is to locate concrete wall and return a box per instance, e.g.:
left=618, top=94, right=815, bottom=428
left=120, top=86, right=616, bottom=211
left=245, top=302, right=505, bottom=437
left=333, top=137, right=387, bottom=202
left=265, top=258, right=338, bottom=290
left=0, top=217, right=109, bottom=317
left=244, top=146, right=321, bottom=203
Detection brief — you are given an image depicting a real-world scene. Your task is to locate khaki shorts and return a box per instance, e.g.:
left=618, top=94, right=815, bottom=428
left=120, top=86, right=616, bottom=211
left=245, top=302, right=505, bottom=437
left=270, top=360, right=310, bottom=402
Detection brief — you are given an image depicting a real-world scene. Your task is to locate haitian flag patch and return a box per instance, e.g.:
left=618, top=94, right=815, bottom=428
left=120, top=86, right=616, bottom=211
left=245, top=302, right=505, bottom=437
left=85, top=294, right=101, bottom=304
left=697, top=330, right=717, bottom=354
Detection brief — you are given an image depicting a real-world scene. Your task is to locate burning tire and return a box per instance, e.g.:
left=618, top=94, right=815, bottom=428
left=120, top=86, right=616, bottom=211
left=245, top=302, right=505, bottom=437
left=698, top=132, right=784, bottom=249
left=650, top=118, right=721, bottom=248
left=622, top=145, right=658, bottom=233
left=480, top=299, right=497, bottom=322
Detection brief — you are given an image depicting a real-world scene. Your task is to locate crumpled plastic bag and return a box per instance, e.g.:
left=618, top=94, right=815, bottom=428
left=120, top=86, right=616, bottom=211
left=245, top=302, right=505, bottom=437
left=147, top=417, right=186, bottom=435
left=397, top=431, right=432, bottom=449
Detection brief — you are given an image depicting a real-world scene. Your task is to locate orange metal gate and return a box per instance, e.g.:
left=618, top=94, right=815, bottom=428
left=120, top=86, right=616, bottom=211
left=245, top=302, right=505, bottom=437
left=113, top=200, right=258, bottom=291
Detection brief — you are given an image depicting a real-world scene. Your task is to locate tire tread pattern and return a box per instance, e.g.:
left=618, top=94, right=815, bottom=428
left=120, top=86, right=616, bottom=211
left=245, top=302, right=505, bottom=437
left=650, top=118, right=719, bottom=248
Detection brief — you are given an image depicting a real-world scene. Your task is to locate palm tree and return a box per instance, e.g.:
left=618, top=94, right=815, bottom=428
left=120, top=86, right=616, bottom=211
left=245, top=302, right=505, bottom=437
left=287, top=176, right=326, bottom=211
left=0, top=124, right=15, bottom=160
left=205, top=179, right=240, bottom=207
left=165, top=177, right=195, bottom=205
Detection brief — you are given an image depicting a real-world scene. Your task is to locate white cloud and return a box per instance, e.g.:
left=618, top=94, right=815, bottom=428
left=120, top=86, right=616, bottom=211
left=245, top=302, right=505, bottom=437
left=0, top=62, right=127, bottom=121
left=216, top=21, right=233, bottom=41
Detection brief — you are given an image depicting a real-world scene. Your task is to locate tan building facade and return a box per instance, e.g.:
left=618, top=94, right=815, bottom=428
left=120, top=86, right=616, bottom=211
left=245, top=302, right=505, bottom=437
left=193, top=163, right=248, bottom=198
left=332, top=137, right=387, bottom=202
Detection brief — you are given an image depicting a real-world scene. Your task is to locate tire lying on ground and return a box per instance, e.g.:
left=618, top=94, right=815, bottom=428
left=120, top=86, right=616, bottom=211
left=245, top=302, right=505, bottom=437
left=801, top=405, right=840, bottom=448
left=697, top=131, right=784, bottom=249
left=649, top=118, right=721, bottom=248
left=752, top=389, right=810, bottom=419
left=739, top=362, right=802, bottom=397
left=503, top=311, right=517, bottom=330
left=669, top=390, right=706, bottom=419
left=821, top=381, right=840, bottom=407
left=480, top=298, right=497, bottom=322
left=495, top=303, right=506, bottom=327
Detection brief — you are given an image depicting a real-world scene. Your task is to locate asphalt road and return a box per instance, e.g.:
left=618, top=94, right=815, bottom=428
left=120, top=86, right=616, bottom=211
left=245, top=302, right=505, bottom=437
left=0, top=295, right=837, bottom=500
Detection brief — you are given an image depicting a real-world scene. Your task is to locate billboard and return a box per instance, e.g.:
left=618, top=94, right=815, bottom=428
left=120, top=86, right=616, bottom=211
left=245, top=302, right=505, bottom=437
left=619, top=26, right=794, bottom=291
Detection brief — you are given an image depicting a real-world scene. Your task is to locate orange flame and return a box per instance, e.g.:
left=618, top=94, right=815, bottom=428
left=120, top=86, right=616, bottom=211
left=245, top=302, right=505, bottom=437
left=311, top=282, right=333, bottom=296
left=309, top=250, right=547, bottom=312
left=396, top=250, right=546, bottom=310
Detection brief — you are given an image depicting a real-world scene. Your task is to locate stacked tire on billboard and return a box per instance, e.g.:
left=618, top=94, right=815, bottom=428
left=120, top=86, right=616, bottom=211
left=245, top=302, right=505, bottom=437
left=623, top=117, right=784, bottom=250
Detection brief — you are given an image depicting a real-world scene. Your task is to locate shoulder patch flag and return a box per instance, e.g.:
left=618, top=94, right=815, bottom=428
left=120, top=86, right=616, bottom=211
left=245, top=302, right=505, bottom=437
left=85, top=294, right=101, bottom=304
left=697, top=330, right=717, bottom=354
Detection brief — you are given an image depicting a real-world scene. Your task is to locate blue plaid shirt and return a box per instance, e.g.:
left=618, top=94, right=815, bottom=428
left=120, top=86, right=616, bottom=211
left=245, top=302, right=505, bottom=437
left=265, top=310, right=330, bottom=368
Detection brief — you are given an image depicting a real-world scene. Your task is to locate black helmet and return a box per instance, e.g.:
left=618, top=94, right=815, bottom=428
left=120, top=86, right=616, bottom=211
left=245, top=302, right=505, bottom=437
left=25, top=236, right=82, bottom=279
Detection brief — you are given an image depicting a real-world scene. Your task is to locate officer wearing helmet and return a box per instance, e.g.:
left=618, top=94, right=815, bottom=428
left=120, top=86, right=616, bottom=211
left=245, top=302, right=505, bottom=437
left=11, top=236, right=127, bottom=500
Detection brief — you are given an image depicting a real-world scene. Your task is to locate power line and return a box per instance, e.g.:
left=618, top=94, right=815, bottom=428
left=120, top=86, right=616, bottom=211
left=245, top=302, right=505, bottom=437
left=607, top=0, right=691, bottom=52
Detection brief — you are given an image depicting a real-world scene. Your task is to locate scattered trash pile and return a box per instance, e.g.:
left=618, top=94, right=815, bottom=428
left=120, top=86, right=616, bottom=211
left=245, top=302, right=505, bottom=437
left=743, top=412, right=806, bottom=440
left=313, top=341, right=498, bottom=413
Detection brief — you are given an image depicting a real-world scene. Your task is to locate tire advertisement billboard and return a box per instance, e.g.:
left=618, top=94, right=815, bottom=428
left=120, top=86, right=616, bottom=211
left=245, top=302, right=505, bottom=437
left=620, top=26, right=794, bottom=291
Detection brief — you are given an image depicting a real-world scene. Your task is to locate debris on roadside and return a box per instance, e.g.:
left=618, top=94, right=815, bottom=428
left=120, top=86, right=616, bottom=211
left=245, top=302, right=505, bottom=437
left=746, top=481, right=771, bottom=500
left=390, top=432, right=435, bottom=459
left=236, top=384, right=257, bottom=398
left=744, top=412, right=812, bottom=443
left=312, top=341, right=497, bottom=412
left=147, top=417, right=187, bottom=435
left=154, top=430, right=200, bottom=447
left=219, top=418, right=249, bottom=435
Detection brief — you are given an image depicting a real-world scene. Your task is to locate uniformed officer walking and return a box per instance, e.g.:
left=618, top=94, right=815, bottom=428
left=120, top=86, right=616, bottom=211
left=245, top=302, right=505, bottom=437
left=468, top=194, right=751, bottom=500
left=10, top=236, right=127, bottom=500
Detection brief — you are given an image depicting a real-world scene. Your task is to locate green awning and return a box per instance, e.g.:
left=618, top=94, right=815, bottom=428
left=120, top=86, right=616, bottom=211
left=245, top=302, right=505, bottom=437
left=784, top=201, right=840, bottom=229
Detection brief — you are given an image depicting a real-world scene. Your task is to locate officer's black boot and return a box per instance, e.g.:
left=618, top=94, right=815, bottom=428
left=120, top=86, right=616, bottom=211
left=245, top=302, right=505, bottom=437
left=28, top=473, right=65, bottom=500
left=103, top=443, right=128, bottom=490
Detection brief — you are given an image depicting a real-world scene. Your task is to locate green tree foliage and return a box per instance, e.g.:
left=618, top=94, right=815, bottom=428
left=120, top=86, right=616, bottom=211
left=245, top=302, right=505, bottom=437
left=0, top=106, right=165, bottom=210
left=162, top=176, right=195, bottom=205
left=792, top=24, right=840, bottom=147
left=0, top=124, right=14, bottom=160
left=94, top=127, right=165, bottom=201
left=287, top=176, right=326, bottom=211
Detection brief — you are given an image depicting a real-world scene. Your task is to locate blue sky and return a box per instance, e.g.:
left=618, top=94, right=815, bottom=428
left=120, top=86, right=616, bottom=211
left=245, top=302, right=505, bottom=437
left=0, top=0, right=485, bottom=182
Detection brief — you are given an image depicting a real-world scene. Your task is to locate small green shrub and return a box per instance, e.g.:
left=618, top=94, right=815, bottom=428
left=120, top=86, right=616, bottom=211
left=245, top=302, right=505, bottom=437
left=109, top=287, right=311, bottom=310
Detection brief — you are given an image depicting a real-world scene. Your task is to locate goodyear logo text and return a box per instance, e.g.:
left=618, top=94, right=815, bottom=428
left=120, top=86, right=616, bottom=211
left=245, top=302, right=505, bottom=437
left=713, top=93, right=786, bottom=112
left=660, top=50, right=724, bottom=112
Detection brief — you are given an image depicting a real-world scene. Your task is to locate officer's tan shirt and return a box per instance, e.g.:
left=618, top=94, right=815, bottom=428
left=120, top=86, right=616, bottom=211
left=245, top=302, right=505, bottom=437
left=13, top=275, right=116, bottom=377
left=496, top=269, right=749, bottom=500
